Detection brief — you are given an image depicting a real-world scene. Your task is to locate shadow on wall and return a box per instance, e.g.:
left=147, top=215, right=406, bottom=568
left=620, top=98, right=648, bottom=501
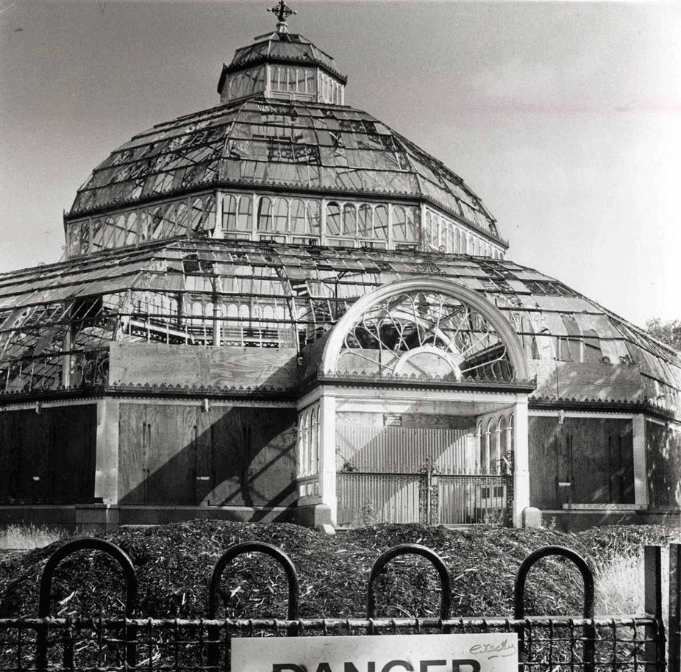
left=118, top=403, right=297, bottom=513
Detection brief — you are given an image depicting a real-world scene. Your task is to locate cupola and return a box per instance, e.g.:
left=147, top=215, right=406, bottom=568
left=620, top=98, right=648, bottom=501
left=217, top=1, right=347, bottom=105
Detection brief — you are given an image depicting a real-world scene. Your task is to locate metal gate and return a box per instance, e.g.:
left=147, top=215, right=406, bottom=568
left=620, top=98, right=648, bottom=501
left=337, top=469, right=511, bottom=526
left=0, top=538, right=676, bottom=672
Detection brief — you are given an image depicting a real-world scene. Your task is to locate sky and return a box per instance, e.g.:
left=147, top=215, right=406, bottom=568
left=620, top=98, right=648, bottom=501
left=0, top=0, right=680, bottom=330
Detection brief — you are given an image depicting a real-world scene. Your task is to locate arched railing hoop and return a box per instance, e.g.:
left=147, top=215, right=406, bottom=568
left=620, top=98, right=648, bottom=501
left=38, top=538, right=137, bottom=618
left=514, top=545, right=595, bottom=619
left=208, top=541, right=300, bottom=619
left=367, top=543, right=452, bottom=619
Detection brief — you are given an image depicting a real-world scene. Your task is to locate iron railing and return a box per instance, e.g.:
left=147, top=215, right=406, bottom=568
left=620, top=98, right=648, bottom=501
left=0, top=539, right=675, bottom=672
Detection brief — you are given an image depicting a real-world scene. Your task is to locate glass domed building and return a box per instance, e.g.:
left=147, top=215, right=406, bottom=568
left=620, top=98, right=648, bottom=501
left=0, top=3, right=679, bottom=531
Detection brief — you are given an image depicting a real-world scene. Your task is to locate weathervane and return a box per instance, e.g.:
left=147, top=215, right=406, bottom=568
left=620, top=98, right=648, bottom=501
left=268, top=1, right=296, bottom=32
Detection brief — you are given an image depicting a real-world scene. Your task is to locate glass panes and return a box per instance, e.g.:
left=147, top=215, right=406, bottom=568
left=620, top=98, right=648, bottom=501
left=326, top=202, right=341, bottom=236
left=67, top=223, right=80, bottom=257
left=343, top=204, right=356, bottom=236
left=80, top=222, right=90, bottom=255
left=238, top=195, right=252, bottom=231
left=374, top=204, right=388, bottom=239
left=273, top=198, right=289, bottom=232
left=358, top=204, right=372, bottom=238
left=125, top=212, right=138, bottom=246
left=305, top=68, right=315, bottom=94
left=392, top=206, right=407, bottom=242
left=162, top=203, right=180, bottom=238
left=112, top=214, right=126, bottom=247
left=290, top=199, right=306, bottom=233
left=307, top=200, right=321, bottom=234
left=92, top=219, right=104, bottom=252
left=190, top=198, right=204, bottom=232
left=229, top=66, right=266, bottom=101
left=223, top=195, right=238, bottom=231
left=257, top=197, right=273, bottom=231
left=151, top=207, right=164, bottom=240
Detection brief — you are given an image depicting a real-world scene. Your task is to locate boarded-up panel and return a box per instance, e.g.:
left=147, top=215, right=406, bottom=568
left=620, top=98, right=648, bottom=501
left=109, top=343, right=298, bottom=390
left=529, top=416, right=634, bottom=509
left=209, top=407, right=297, bottom=508
left=49, top=406, right=98, bottom=503
left=145, top=405, right=199, bottom=505
left=0, top=405, right=96, bottom=504
left=646, top=421, right=681, bottom=508
left=119, top=403, right=149, bottom=505
left=118, top=403, right=297, bottom=508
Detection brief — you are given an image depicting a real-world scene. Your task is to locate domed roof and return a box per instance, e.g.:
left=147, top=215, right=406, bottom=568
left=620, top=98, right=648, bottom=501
left=67, top=97, right=501, bottom=243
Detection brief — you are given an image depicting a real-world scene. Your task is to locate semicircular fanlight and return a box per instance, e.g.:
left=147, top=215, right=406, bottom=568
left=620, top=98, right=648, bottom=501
left=336, top=290, right=514, bottom=381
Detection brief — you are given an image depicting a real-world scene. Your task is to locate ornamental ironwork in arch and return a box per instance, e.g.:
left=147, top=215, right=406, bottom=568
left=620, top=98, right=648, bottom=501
left=336, top=288, right=514, bottom=381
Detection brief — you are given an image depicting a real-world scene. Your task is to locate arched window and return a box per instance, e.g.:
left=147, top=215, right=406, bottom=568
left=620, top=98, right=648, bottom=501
left=238, top=195, right=252, bottom=231
left=290, top=199, right=306, bottom=233
left=505, top=414, right=514, bottom=474
left=311, top=406, right=320, bottom=475
left=442, top=219, right=453, bottom=252
left=111, top=214, right=125, bottom=248
left=491, top=417, right=504, bottom=474
left=273, top=198, right=289, bottom=232
left=298, top=409, right=309, bottom=478
left=405, top=207, right=419, bottom=243
left=123, top=212, right=136, bottom=247
left=307, top=200, right=321, bottom=235
left=190, top=198, right=205, bottom=232
left=454, top=227, right=460, bottom=253
left=177, top=202, right=188, bottom=234
left=358, top=204, right=372, bottom=238
left=164, top=203, right=180, bottom=238
left=223, top=195, right=238, bottom=231
left=497, top=417, right=510, bottom=474
left=392, top=206, right=407, bottom=242
left=326, top=202, right=341, bottom=236
left=483, top=420, right=493, bottom=475
left=68, top=223, right=80, bottom=257
left=257, top=197, right=273, bottom=231
left=374, top=204, right=388, bottom=239
left=343, top=203, right=357, bottom=236
left=91, top=218, right=103, bottom=252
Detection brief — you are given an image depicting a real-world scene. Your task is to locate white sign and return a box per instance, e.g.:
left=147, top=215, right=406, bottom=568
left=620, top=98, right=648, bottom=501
left=232, top=632, right=518, bottom=672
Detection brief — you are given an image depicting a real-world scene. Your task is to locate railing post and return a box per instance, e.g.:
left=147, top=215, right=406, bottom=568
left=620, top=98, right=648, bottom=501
left=367, top=543, right=452, bottom=620
left=207, top=541, right=301, bottom=667
left=514, top=546, right=595, bottom=672
left=669, top=544, right=680, bottom=672
left=644, top=545, right=664, bottom=672
left=36, top=538, right=137, bottom=672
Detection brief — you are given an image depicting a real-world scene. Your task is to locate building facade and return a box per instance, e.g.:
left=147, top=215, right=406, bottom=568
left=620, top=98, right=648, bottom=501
left=1, top=3, right=679, bottom=531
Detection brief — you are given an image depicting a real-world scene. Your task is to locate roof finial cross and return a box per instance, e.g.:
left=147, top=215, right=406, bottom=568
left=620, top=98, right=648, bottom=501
left=268, top=1, right=296, bottom=32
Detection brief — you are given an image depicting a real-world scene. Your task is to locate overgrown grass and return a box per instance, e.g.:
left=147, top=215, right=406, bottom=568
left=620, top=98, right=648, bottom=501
left=0, top=525, right=65, bottom=550
left=594, top=552, right=643, bottom=615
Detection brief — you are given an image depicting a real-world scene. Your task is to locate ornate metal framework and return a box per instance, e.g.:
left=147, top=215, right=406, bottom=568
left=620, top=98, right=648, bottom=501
left=336, top=289, right=513, bottom=381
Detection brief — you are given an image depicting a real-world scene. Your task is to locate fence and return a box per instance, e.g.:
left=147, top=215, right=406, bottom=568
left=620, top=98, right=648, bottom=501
left=0, top=538, right=678, bottom=672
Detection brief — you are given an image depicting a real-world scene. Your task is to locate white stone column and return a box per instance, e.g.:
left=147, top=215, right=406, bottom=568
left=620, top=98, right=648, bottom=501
left=632, top=413, right=649, bottom=507
left=512, top=396, right=530, bottom=527
left=318, top=391, right=337, bottom=525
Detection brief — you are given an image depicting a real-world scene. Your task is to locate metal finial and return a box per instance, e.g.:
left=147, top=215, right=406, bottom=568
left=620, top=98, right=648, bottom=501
left=268, top=1, right=296, bottom=30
